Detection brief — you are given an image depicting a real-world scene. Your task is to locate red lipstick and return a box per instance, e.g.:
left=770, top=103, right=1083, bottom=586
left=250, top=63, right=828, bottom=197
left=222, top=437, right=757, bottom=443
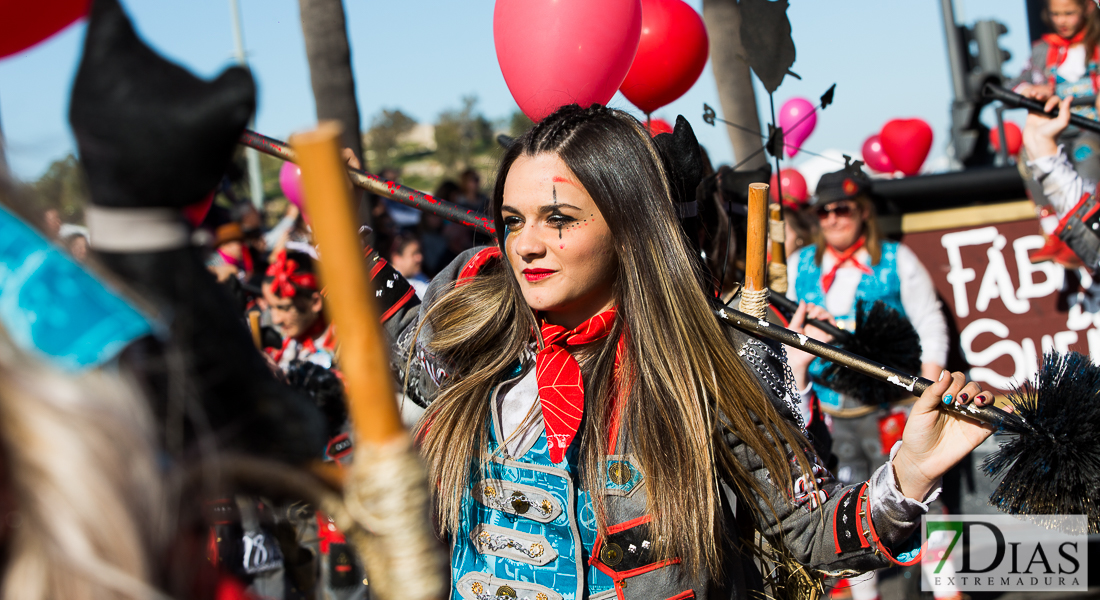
left=522, top=268, right=555, bottom=282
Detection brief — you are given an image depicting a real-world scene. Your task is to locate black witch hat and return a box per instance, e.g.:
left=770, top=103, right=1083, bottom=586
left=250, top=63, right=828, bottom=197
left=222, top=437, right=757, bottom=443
left=70, top=0, right=325, bottom=464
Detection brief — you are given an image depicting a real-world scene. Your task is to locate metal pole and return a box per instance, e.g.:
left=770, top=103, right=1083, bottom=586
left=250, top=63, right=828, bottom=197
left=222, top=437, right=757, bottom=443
left=229, top=0, right=265, bottom=210
left=941, top=0, right=968, bottom=102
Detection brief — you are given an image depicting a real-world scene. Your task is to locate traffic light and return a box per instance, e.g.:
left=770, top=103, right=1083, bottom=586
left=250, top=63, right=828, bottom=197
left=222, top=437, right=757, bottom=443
left=968, top=20, right=1012, bottom=92
left=949, top=19, right=1011, bottom=167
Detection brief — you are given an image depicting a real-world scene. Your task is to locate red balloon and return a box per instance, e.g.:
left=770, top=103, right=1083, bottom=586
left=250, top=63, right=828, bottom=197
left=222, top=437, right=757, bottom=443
left=879, top=119, right=933, bottom=177
left=0, top=0, right=88, bottom=60
left=494, top=0, right=642, bottom=122
left=990, top=122, right=1023, bottom=155
left=861, top=134, right=896, bottom=174
left=647, top=118, right=674, bottom=136
left=769, top=169, right=808, bottom=207
left=620, top=0, right=708, bottom=114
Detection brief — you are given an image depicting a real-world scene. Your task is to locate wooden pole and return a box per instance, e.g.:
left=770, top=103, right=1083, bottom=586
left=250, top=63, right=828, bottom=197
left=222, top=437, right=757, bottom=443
left=248, top=312, right=262, bottom=350
left=291, top=122, right=404, bottom=445
left=743, top=183, right=769, bottom=293
left=768, top=202, right=788, bottom=294
left=737, top=182, right=771, bottom=318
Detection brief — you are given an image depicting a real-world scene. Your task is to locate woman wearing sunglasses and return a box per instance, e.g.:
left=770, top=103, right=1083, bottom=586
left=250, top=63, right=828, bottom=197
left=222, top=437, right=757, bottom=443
left=785, top=164, right=953, bottom=599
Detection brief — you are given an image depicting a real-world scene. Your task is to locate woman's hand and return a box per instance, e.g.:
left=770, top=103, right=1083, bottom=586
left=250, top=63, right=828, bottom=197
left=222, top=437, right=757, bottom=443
left=1017, top=82, right=1054, bottom=101
left=786, top=301, right=836, bottom=390
left=891, top=371, right=998, bottom=501
left=1023, top=95, right=1073, bottom=160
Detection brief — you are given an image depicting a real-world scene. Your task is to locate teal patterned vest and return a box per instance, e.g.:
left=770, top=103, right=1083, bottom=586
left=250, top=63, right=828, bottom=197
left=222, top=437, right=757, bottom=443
left=793, top=242, right=905, bottom=409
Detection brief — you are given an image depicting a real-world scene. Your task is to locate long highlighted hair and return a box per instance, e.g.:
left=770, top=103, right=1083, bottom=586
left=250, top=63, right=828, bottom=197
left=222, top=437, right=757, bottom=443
left=415, top=104, right=817, bottom=578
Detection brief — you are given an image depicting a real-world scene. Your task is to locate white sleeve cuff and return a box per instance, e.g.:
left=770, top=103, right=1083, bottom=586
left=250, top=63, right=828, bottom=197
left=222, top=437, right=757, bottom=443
left=869, top=442, right=941, bottom=537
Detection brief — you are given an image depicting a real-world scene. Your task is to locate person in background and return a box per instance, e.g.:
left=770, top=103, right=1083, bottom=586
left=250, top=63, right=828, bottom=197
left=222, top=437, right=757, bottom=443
left=421, top=180, right=459, bottom=276
left=786, top=163, right=954, bottom=600
left=388, top=232, right=429, bottom=297
left=206, top=221, right=253, bottom=282
left=781, top=194, right=817, bottom=260
left=380, top=166, right=421, bottom=230
left=456, top=167, right=489, bottom=214
left=59, top=223, right=91, bottom=262
left=42, top=208, right=62, bottom=240
left=262, top=249, right=333, bottom=370
left=1011, top=0, right=1100, bottom=262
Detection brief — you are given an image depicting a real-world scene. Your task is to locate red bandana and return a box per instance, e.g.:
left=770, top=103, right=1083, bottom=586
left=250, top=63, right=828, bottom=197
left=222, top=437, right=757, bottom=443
left=537, top=308, right=617, bottom=464
left=266, top=249, right=318, bottom=298
left=821, top=237, right=873, bottom=293
left=1042, top=31, right=1100, bottom=92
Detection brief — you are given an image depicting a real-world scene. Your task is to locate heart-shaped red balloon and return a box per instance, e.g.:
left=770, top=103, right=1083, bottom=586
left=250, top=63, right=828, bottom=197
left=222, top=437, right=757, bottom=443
left=990, top=122, right=1023, bottom=156
left=0, top=0, right=88, bottom=59
left=619, top=0, right=708, bottom=114
left=879, top=119, right=933, bottom=177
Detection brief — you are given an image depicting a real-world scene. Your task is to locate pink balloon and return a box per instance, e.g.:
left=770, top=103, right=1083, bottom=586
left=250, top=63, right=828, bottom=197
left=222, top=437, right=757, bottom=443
left=769, top=168, right=808, bottom=207
left=494, top=0, right=642, bottom=122
left=861, top=134, right=896, bottom=174
left=279, top=162, right=303, bottom=209
left=778, top=97, right=816, bottom=158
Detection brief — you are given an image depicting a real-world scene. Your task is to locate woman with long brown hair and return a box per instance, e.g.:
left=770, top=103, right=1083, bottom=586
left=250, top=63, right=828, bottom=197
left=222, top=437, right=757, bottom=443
left=382, top=104, right=994, bottom=599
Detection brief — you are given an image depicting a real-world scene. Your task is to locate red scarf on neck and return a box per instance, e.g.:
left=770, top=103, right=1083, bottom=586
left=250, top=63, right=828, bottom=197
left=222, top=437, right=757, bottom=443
left=537, top=308, right=618, bottom=464
left=821, top=237, right=872, bottom=293
left=1042, top=31, right=1100, bottom=92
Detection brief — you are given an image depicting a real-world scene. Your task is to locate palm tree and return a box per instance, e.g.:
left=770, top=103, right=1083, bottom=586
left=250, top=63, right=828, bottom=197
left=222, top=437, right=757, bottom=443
left=297, top=0, right=364, bottom=166
left=702, top=0, right=766, bottom=170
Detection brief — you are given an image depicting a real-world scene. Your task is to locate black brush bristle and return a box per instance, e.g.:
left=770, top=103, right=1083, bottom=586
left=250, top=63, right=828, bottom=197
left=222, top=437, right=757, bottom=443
left=820, top=300, right=922, bottom=405
left=983, top=352, right=1100, bottom=532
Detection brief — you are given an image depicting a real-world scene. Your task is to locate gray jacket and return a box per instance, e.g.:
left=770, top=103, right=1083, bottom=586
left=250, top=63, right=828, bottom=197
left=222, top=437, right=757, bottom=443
left=382, top=248, right=930, bottom=600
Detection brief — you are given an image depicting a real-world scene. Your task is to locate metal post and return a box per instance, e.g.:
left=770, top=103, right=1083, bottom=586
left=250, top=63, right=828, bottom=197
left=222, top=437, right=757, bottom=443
left=941, top=0, right=968, bottom=102
left=941, top=0, right=979, bottom=168
left=229, top=0, right=265, bottom=210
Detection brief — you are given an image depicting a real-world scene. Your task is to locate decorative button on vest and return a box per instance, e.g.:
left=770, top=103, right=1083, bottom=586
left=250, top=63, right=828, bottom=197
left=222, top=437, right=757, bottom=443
left=608, top=461, right=634, bottom=485
left=511, top=492, right=530, bottom=514
left=601, top=542, right=624, bottom=566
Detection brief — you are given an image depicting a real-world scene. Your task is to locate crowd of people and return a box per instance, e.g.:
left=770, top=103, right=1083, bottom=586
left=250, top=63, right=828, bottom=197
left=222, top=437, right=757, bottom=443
left=6, top=0, right=1100, bottom=600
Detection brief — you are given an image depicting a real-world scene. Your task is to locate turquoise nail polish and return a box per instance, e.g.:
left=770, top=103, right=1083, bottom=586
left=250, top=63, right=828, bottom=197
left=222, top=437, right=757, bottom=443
left=943, top=394, right=953, bottom=405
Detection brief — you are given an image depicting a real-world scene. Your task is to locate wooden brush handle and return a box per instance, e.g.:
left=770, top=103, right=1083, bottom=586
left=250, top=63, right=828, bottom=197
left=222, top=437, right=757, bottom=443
left=292, top=122, right=404, bottom=445
left=744, top=183, right=769, bottom=294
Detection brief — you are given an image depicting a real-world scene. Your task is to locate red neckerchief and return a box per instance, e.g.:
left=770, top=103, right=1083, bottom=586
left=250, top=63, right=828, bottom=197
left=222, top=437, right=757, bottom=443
left=821, top=237, right=873, bottom=293
left=267, top=249, right=318, bottom=298
left=1043, top=31, right=1100, bottom=92
left=270, top=318, right=332, bottom=364
left=537, top=308, right=617, bottom=464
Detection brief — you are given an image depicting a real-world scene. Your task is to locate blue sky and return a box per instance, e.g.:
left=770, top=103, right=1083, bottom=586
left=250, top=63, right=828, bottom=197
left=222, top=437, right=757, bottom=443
left=0, top=0, right=1032, bottom=184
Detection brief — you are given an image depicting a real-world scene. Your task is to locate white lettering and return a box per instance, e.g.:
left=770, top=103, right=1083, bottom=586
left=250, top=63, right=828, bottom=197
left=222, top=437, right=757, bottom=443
left=960, top=319, right=1026, bottom=388
left=1066, top=302, right=1095, bottom=331
left=1088, top=329, right=1100, bottom=364
left=942, top=227, right=999, bottom=318
left=1014, top=235, right=1065, bottom=299
left=975, top=235, right=1030, bottom=314
left=1022, top=337, right=1041, bottom=375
